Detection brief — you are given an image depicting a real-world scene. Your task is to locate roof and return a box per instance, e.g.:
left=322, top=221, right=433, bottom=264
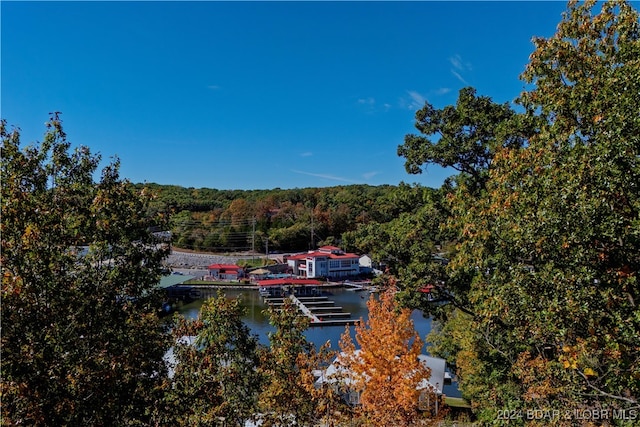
left=286, top=253, right=310, bottom=261
left=315, top=350, right=447, bottom=394
left=287, top=251, right=359, bottom=261
left=158, top=275, right=195, bottom=289
left=207, top=264, right=242, bottom=270
left=257, top=278, right=323, bottom=287
left=328, top=252, right=359, bottom=259
left=417, top=355, right=447, bottom=394
left=419, top=285, right=435, bottom=293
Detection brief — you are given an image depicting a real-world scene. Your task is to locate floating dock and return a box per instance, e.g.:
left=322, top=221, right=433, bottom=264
left=344, top=280, right=378, bottom=293
left=292, top=295, right=357, bottom=326
left=258, top=278, right=358, bottom=326
left=263, top=294, right=356, bottom=326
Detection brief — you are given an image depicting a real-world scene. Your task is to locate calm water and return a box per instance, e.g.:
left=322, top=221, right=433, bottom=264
left=175, top=286, right=461, bottom=397
left=176, top=287, right=432, bottom=349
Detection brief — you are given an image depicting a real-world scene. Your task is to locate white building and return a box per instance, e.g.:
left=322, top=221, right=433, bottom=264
left=287, top=245, right=360, bottom=279
left=315, top=350, right=449, bottom=413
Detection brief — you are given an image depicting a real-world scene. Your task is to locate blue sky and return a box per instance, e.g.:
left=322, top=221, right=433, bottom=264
left=2, top=1, right=569, bottom=190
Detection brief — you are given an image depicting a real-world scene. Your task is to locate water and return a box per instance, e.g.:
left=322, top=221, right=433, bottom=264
left=175, top=287, right=432, bottom=350
left=174, top=287, right=462, bottom=398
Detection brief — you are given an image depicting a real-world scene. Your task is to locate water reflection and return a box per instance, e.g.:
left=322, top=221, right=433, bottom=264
left=176, top=287, right=431, bottom=351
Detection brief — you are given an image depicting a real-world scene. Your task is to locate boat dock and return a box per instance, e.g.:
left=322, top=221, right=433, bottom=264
left=344, top=280, right=378, bottom=293
left=258, top=278, right=357, bottom=326
left=264, top=294, right=356, bottom=327
left=289, top=295, right=321, bottom=322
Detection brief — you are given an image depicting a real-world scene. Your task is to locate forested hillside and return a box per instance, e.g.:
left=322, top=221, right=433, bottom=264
left=137, top=182, right=433, bottom=253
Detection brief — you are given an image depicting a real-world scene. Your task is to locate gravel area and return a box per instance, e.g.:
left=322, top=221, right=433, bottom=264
left=165, top=249, right=262, bottom=269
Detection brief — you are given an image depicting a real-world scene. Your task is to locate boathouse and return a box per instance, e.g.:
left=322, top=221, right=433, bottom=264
left=257, top=278, right=323, bottom=297
left=207, top=263, right=244, bottom=280
left=315, top=350, right=449, bottom=413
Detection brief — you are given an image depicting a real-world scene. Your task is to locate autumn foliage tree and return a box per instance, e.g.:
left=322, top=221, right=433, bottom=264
left=400, top=0, right=640, bottom=423
left=338, top=287, right=440, bottom=426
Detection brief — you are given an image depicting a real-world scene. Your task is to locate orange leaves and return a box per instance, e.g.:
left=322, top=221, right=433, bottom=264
left=21, top=223, right=40, bottom=248
left=559, top=346, right=579, bottom=370
left=339, top=288, right=434, bottom=426
left=515, top=352, right=560, bottom=402
left=461, top=223, right=477, bottom=238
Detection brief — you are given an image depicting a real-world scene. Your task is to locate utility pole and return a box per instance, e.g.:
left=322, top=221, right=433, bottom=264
left=310, top=208, right=315, bottom=250
left=252, top=218, right=256, bottom=262
left=251, top=218, right=256, bottom=253
left=265, top=237, right=269, bottom=256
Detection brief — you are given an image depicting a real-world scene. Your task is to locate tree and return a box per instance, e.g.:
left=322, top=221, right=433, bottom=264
left=1, top=114, right=171, bottom=425
left=165, top=293, right=262, bottom=426
left=401, top=0, right=640, bottom=422
left=257, top=298, right=328, bottom=426
left=296, top=342, right=346, bottom=427
left=338, top=286, right=440, bottom=426
left=342, top=184, right=457, bottom=314
left=398, top=87, right=532, bottom=194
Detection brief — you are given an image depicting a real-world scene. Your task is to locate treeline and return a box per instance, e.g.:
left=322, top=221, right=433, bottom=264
left=137, top=182, right=435, bottom=253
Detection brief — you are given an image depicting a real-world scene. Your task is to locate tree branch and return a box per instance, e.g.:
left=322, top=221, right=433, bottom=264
left=577, top=371, right=638, bottom=405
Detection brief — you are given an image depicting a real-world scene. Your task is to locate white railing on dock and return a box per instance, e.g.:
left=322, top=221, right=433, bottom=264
left=289, top=295, right=320, bottom=323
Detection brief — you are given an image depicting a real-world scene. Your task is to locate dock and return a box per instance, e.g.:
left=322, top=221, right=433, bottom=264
left=263, top=294, right=356, bottom=326
left=289, top=294, right=321, bottom=322
left=344, top=280, right=378, bottom=293
left=257, top=278, right=358, bottom=326
left=291, top=295, right=357, bottom=326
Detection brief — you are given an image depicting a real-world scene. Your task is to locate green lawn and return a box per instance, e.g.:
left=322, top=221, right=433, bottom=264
left=444, top=396, right=471, bottom=408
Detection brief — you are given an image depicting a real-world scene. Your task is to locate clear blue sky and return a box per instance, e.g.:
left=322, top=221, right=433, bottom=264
left=2, top=1, right=568, bottom=190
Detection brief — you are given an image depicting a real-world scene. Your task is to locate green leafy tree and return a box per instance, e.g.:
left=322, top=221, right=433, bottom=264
left=342, top=184, right=459, bottom=315
left=258, top=298, right=330, bottom=426
left=1, top=114, right=171, bottom=425
left=165, top=293, right=262, bottom=426
left=398, top=87, right=532, bottom=194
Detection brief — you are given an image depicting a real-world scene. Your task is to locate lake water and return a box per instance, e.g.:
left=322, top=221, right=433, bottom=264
left=176, top=287, right=432, bottom=349
left=175, top=286, right=462, bottom=397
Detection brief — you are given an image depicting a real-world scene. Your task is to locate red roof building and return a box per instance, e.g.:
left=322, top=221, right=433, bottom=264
left=287, top=246, right=360, bottom=279
left=207, top=264, right=244, bottom=280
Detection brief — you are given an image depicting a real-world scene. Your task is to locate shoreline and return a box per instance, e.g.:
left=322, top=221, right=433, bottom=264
left=180, top=281, right=347, bottom=291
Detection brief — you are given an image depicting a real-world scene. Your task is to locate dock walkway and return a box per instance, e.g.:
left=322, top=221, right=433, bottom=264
left=289, top=294, right=321, bottom=323
left=289, top=295, right=356, bottom=326
left=263, top=292, right=357, bottom=326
